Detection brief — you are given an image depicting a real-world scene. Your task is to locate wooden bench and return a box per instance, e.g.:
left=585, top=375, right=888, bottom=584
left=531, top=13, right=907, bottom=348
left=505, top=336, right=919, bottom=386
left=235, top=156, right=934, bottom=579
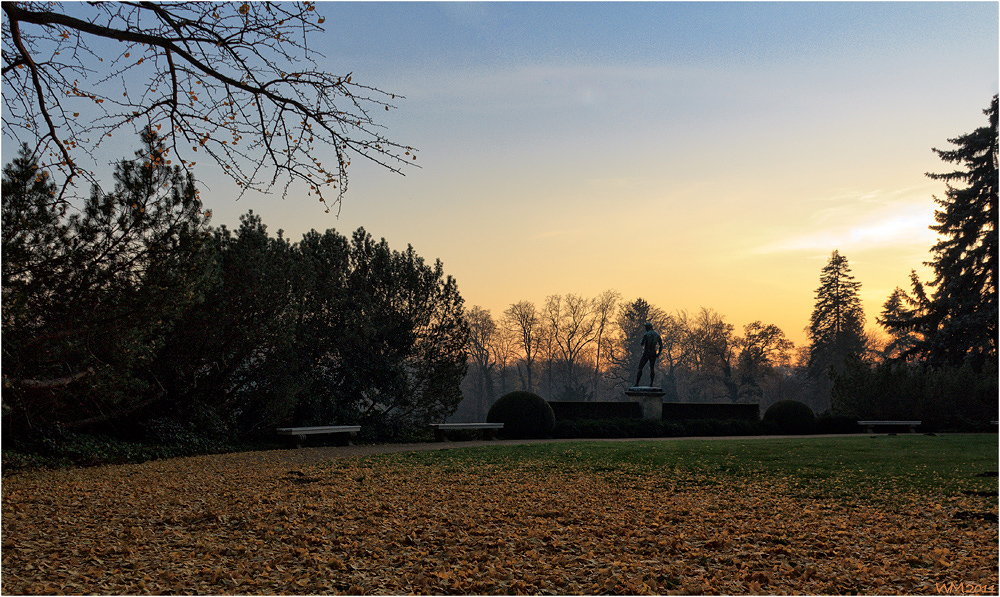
left=858, top=420, right=921, bottom=434
left=276, top=425, right=361, bottom=448
left=429, top=422, right=503, bottom=442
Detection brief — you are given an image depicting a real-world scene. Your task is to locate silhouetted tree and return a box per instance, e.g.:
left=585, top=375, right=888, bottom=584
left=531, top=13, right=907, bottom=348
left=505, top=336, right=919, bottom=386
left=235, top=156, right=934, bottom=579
left=590, top=289, right=620, bottom=392
left=2, top=130, right=212, bottom=434
left=808, top=250, right=866, bottom=411
left=465, top=306, right=498, bottom=418
left=295, top=228, right=469, bottom=429
left=503, top=301, right=541, bottom=393
left=489, top=316, right=518, bottom=398
left=544, top=293, right=602, bottom=396
left=736, top=321, right=794, bottom=402
left=809, top=250, right=866, bottom=373
left=153, top=211, right=300, bottom=437
left=877, top=283, right=923, bottom=361
left=883, top=95, right=998, bottom=368
left=687, top=307, right=739, bottom=402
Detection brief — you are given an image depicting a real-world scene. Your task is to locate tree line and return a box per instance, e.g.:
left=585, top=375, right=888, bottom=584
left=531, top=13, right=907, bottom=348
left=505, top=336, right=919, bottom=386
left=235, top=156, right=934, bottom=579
left=3, top=96, right=995, bottom=451
left=2, top=129, right=467, bottom=447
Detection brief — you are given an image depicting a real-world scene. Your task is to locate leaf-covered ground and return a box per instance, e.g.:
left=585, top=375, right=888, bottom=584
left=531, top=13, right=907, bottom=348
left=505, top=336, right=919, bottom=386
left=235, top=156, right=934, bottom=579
left=2, top=436, right=997, bottom=595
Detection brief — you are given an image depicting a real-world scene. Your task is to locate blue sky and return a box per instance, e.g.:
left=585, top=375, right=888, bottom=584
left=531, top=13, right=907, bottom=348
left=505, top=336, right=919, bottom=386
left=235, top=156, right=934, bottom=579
left=16, top=2, right=998, bottom=346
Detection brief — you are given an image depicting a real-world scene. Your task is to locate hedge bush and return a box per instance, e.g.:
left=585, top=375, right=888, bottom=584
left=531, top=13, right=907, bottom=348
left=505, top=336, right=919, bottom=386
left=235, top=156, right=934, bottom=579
left=815, top=414, right=859, bottom=434
left=763, top=400, right=816, bottom=435
left=551, top=418, right=769, bottom=439
left=548, top=400, right=642, bottom=421
left=487, top=391, right=556, bottom=439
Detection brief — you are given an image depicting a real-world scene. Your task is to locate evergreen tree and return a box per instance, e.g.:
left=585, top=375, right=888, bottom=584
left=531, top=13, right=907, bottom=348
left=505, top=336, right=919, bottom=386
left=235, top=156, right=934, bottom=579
left=152, top=212, right=300, bottom=437
left=808, top=250, right=866, bottom=380
left=886, top=95, right=998, bottom=368
left=877, top=282, right=924, bottom=360
left=292, top=227, right=469, bottom=433
left=1, top=145, right=67, bottom=333
left=2, top=129, right=212, bottom=434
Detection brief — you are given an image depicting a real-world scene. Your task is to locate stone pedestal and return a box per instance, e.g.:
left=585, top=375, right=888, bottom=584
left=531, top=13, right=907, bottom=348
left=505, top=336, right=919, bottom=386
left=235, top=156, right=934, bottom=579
left=625, top=386, right=665, bottom=420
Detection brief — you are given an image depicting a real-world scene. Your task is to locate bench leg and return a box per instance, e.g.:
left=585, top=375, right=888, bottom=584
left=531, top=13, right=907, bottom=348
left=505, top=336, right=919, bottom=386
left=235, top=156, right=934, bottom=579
left=293, top=435, right=305, bottom=449
left=865, top=425, right=874, bottom=434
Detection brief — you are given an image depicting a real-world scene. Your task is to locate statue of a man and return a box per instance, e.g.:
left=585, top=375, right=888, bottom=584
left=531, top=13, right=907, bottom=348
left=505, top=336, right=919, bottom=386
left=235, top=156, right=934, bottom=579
left=635, top=322, right=663, bottom=387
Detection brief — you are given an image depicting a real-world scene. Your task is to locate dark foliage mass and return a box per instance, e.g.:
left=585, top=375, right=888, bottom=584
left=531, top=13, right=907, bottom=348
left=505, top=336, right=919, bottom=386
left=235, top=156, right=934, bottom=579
left=832, top=357, right=997, bottom=431
left=2, top=131, right=468, bottom=459
left=827, top=95, right=998, bottom=425
left=763, top=400, right=817, bottom=435
left=487, top=391, right=556, bottom=439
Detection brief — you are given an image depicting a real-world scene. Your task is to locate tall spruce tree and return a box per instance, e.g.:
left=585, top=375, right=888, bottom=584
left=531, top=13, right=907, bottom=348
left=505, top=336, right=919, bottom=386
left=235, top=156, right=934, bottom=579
left=887, top=95, right=998, bottom=368
left=808, top=250, right=866, bottom=379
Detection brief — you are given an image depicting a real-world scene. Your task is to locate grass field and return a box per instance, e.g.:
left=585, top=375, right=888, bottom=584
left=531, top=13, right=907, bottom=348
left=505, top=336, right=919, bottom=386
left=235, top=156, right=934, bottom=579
left=387, top=434, right=999, bottom=501
left=2, top=434, right=997, bottom=595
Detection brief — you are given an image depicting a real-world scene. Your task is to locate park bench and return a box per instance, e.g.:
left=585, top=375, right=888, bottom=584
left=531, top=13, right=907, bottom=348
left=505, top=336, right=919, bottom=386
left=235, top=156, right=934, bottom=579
left=858, top=420, right=921, bottom=434
left=429, top=422, right=504, bottom=442
left=276, top=425, right=361, bottom=448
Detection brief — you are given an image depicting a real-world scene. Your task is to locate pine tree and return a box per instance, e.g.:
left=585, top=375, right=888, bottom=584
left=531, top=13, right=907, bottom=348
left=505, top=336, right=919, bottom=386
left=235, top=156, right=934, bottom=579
left=911, top=95, right=997, bottom=367
left=2, top=129, right=212, bottom=433
left=881, top=96, right=998, bottom=367
left=808, top=250, right=866, bottom=378
left=878, top=285, right=922, bottom=360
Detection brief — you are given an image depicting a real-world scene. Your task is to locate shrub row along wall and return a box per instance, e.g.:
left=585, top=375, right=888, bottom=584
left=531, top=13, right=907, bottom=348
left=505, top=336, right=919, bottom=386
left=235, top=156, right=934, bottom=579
left=548, top=400, right=760, bottom=422
left=548, top=401, right=643, bottom=421
left=662, top=402, right=760, bottom=421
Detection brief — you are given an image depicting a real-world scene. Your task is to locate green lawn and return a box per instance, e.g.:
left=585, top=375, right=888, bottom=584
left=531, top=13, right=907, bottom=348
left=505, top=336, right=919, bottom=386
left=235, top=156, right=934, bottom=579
left=377, top=434, right=999, bottom=501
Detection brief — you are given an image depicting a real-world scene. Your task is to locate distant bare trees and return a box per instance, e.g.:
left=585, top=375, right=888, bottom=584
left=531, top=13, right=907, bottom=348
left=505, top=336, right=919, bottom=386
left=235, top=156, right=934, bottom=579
left=466, top=306, right=497, bottom=415
left=459, top=292, right=803, bottom=417
left=503, top=301, right=542, bottom=393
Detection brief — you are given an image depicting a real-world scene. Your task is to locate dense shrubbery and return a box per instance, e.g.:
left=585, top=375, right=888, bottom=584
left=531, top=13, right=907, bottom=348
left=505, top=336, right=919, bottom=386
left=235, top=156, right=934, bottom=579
left=763, top=400, right=817, bottom=435
left=832, top=357, right=997, bottom=430
left=552, top=418, right=770, bottom=439
left=661, top=402, right=760, bottom=421
left=2, top=134, right=469, bottom=460
left=814, top=414, right=860, bottom=435
left=548, top=401, right=642, bottom=421
left=487, top=391, right=556, bottom=439
left=2, top=424, right=246, bottom=473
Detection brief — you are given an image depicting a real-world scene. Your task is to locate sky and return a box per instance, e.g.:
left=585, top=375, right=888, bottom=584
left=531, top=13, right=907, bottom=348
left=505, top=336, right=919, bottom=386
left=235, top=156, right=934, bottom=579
left=15, top=2, right=1000, bottom=347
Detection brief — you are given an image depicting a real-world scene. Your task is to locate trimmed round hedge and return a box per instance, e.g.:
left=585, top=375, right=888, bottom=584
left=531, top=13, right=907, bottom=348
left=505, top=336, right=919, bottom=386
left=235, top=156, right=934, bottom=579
left=487, top=391, right=555, bottom=439
left=763, top=400, right=816, bottom=434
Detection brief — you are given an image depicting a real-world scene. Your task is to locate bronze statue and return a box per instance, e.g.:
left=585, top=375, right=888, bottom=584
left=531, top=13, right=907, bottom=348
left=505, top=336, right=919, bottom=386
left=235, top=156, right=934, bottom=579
left=635, top=322, right=663, bottom=386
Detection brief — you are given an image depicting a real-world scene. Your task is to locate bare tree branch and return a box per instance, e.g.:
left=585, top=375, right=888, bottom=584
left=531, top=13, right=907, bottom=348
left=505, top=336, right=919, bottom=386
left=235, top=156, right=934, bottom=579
left=2, top=1, right=417, bottom=212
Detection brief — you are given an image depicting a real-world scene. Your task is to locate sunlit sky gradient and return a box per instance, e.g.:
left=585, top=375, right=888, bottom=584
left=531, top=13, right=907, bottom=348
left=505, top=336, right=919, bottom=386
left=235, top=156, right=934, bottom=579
left=86, top=3, right=1000, bottom=345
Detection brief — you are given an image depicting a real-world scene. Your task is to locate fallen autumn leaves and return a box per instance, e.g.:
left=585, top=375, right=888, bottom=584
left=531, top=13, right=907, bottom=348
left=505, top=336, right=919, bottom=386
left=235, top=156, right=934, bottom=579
left=2, top=442, right=997, bottom=595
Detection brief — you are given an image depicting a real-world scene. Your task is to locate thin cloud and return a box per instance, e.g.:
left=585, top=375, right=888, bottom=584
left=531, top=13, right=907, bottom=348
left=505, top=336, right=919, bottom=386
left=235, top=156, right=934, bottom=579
left=753, top=188, right=939, bottom=255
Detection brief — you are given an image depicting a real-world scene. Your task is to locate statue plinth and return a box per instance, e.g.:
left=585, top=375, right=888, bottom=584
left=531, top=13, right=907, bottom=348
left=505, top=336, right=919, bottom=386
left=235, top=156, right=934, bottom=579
left=625, top=386, right=665, bottom=420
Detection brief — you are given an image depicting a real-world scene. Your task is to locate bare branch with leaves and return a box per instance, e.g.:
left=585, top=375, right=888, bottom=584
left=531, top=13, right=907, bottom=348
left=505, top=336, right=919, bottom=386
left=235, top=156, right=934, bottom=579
left=2, top=1, right=417, bottom=212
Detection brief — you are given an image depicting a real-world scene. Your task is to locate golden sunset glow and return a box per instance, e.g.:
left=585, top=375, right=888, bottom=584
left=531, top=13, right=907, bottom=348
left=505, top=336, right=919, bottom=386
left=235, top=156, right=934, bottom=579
left=169, top=3, right=998, bottom=346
